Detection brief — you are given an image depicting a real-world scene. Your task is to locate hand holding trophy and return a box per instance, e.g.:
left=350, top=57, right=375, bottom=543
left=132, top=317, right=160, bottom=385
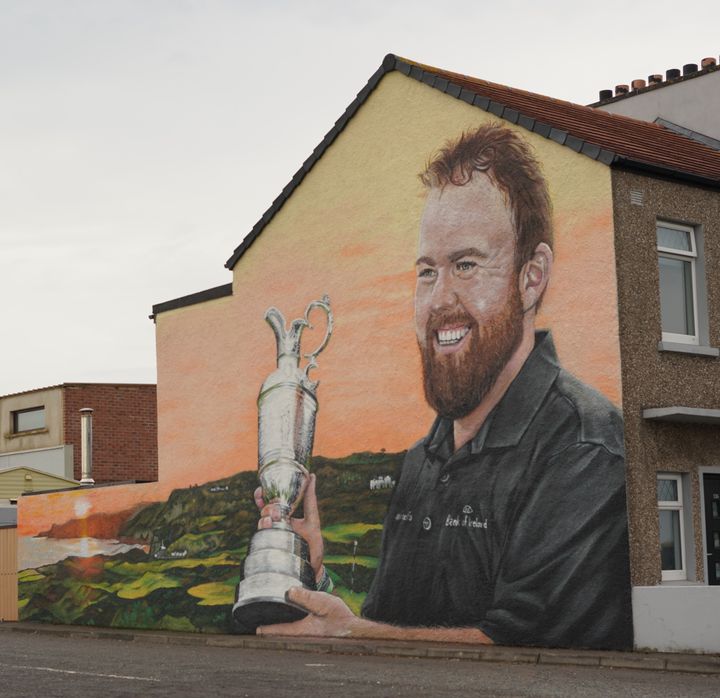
left=233, top=295, right=333, bottom=633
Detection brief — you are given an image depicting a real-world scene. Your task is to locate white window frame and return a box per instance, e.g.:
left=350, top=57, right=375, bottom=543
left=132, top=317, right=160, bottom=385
left=656, top=221, right=699, bottom=345
left=657, top=473, right=687, bottom=581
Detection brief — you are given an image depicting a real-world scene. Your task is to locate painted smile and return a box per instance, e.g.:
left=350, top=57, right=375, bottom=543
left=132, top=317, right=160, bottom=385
left=436, top=325, right=470, bottom=346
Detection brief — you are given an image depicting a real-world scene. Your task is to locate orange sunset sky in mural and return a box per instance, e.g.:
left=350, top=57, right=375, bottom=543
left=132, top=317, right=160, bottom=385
left=19, top=202, right=618, bottom=537
left=19, top=79, right=622, bottom=539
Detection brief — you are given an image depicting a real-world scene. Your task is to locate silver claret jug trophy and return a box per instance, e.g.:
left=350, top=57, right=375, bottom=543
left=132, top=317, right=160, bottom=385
left=233, top=295, right=333, bottom=632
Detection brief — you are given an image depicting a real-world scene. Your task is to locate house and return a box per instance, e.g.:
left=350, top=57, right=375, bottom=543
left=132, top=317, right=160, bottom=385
left=17, top=55, right=720, bottom=652
left=153, top=55, right=720, bottom=651
left=0, top=467, right=79, bottom=501
left=591, top=55, right=720, bottom=148
left=1, top=382, right=158, bottom=493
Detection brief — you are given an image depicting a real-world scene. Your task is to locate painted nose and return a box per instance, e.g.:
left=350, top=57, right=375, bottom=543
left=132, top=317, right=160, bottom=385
left=431, top=271, right=458, bottom=310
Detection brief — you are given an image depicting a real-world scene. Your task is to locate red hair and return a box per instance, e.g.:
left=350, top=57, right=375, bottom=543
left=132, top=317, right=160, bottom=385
left=420, top=123, right=553, bottom=272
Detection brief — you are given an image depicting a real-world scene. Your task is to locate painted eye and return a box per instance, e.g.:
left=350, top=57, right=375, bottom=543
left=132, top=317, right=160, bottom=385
left=417, top=267, right=437, bottom=280
left=454, top=260, right=477, bottom=277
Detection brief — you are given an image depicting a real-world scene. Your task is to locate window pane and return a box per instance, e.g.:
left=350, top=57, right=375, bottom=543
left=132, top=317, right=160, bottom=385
left=659, top=256, right=695, bottom=335
left=657, top=226, right=691, bottom=252
left=659, top=510, right=683, bottom=570
left=14, top=408, right=45, bottom=432
left=657, top=478, right=678, bottom=502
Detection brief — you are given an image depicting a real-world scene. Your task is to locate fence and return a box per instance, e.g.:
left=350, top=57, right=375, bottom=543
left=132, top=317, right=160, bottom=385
left=0, top=526, right=18, bottom=621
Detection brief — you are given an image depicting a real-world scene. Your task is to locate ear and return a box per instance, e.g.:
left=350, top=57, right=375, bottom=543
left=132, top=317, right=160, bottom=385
left=519, top=243, right=553, bottom=313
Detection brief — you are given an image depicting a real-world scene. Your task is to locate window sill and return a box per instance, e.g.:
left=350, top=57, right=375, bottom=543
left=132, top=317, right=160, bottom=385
left=658, top=341, right=719, bottom=357
left=660, top=579, right=704, bottom=586
left=3, top=428, right=49, bottom=440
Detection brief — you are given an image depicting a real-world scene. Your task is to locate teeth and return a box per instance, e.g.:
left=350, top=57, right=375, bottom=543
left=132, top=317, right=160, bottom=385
left=437, top=327, right=470, bottom=345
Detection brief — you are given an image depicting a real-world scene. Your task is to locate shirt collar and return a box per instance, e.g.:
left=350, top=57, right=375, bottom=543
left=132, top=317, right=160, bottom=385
left=422, top=330, right=560, bottom=455
left=483, top=330, right=560, bottom=449
left=424, top=416, right=452, bottom=460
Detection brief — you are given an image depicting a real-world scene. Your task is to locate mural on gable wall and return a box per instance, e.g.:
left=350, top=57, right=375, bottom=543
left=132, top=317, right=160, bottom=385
left=17, top=73, right=633, bottom=650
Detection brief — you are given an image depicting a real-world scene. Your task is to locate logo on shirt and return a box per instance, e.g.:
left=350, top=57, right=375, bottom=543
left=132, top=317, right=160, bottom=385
left=445, top=505, right=488, bottom=530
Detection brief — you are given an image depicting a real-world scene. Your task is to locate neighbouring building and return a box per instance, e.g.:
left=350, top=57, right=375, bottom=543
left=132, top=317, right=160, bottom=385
left=587, top=53, right=720, bottom=653
left=0, top=468, right=79, bottom=502
left=16, top=54, right=720, bottom=654
left=1, top=383, right=158, bottom=496
left=591, top=55, right=720, bottom=149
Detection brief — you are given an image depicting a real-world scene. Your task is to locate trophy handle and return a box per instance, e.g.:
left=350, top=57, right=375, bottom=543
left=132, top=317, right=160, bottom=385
left=301, top=295, right=333, bottom=370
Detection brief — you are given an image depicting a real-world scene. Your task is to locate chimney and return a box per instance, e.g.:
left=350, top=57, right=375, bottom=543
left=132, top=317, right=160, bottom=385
left=701, top=57, right=717, bottom=69
left=615, top=84, right=629, bottom=96
left=598, top=89, right=613, bottom=100
left=80, top=408, right=95, bottom=486
left=631, top=79, right=646, bottom=90
left=648, top=74, right=663, bottom=85
left=666, top=68, right=681, bottom=80
left=682, top=63, right=698, bottom=76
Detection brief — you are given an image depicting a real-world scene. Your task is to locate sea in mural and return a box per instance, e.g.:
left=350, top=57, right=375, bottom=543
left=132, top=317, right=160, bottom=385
left=19, top=451, right=398, bottom=631
left=19, top=537, right=148, bottom=569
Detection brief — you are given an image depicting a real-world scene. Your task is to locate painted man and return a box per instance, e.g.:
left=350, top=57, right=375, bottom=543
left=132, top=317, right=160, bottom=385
left=256, top=123, right=633, bottom=650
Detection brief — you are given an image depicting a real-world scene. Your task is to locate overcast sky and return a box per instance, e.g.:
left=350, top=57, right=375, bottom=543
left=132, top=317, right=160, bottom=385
left=2, top=0, right=718, bottom=395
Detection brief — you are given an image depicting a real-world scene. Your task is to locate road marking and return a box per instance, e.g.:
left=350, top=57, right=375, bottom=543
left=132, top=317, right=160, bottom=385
left=305, top=663, right=333, bottom=667
left=0, top=663, right=160, bottom=682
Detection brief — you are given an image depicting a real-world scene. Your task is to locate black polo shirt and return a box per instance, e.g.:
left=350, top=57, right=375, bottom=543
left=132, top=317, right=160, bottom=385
left=362, top=331, right=633, bottom=650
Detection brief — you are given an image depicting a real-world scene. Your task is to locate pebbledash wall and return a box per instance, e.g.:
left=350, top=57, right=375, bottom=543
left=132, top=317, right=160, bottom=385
left=612, top=169, right=720, bottom=652
left=20, top=56, right=720, bottom=652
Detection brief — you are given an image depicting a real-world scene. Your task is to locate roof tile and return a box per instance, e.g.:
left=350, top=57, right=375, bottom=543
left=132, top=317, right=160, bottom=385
left=401, top=57, right=720, bottom=182
left=460, top=88, right=475, bottom=105
left=226, top=54, right=720, bottom=270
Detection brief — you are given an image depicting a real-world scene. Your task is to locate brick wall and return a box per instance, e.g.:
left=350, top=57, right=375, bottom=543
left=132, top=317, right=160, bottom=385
left=62, top=384, right=158, bottom=484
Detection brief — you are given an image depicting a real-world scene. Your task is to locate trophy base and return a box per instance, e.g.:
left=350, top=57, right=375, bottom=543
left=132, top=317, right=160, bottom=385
left=233, top=598, right=307, bottom=635
left=232, top=527, right=314, bottom=634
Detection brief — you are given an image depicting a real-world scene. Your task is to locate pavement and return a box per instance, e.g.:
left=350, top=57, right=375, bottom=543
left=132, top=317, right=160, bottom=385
left=1, top=621, right=718, bottom=675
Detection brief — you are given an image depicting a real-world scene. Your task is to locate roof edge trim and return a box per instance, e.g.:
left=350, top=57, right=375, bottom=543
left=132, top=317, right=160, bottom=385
left=392, top=57, right=619, bottom=169
left=225, top=55, right=398, bottom=270
left=588, top=62, right=720, bottom=108
left=224, top=54, right=720, bottom=270
left=151, top=283, right=233, bottom=320
left=612, top=157, right=720, bottom=190
left=655, top=118, right=720, bottom=152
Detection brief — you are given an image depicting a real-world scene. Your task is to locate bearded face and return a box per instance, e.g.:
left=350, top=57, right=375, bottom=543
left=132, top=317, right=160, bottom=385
left=419, top=282, right=524, bottom=420
left=414, top=175, right=528, bottom=421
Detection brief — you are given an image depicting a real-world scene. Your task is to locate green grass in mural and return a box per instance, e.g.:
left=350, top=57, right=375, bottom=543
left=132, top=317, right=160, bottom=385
left=167, top=531, right=228, bottom=556
left=116, top=571, right=182, bottom=600
left=322, top=522, right=383, bottom=544
left=196, top=515, right=225, bottom=527
left=333, top=587, right=367, bottom=616
left=110, top=551, right=238, bottom=576
left=159, top=615, right=196, bottom=632
left=324, top=555, right=378, bottom=568
left=187, top=579, right=239, bottom=606
left=18, top=450, right=403, bottom=633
